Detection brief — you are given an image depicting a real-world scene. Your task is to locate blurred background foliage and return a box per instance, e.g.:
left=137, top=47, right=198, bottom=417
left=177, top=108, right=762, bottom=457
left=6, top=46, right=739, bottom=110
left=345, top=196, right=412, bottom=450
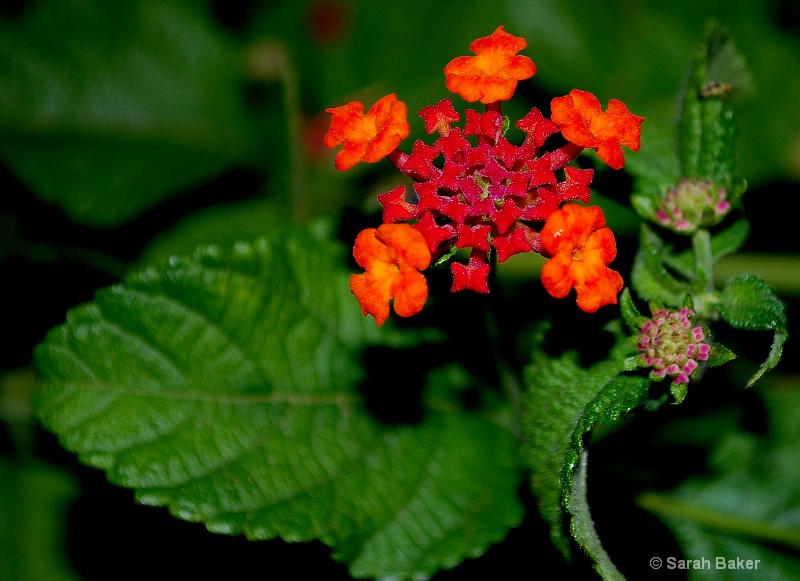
left=2, top=0, right=800, bottom=579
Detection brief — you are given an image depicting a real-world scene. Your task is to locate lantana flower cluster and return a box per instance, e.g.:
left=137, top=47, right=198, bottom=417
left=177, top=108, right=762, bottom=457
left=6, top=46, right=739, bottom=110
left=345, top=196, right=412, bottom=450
left=637, top=307, right=711, bottom=385
left=325, top=26, right=644, bottom=325
left=655, top=178, right=731, bottom=233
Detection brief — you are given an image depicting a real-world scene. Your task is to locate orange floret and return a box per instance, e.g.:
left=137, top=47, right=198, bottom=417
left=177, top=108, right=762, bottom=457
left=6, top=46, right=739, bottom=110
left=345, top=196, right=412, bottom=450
left=539, top=204, right=623, bottom=313
left=350, top=223, right=431, bottom=325
left=444, top=26, right=536, bottom=104
left=550, top=89, right=644, bottom=170
left=324, top=93, right=410, bottom=171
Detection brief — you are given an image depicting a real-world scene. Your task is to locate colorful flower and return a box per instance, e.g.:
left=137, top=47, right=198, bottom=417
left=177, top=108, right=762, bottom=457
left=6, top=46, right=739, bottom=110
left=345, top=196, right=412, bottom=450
left=324, top=93, right=410, bottom=171
left=655, top=178, right=731, bottom=233
left=349, top=223, right=431, bottom=326
left=638, top=308, right=710, bottom=385
left=444, top=26, right=536, bottom=104
left=326, top=27, right=644, bottom=313
left=376, top=105, right=598, bottom=288
left=550, top=89, right=645, bottom=170
left=539, top=204, right=623, bottom=312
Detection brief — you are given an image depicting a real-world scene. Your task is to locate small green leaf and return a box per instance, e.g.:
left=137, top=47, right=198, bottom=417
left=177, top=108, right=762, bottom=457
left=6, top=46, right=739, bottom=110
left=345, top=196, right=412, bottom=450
left=629, top=194, right=658, bottom=224
left=706, top=343, right=737, bottom=368
left=631, top=226, right=690, bottom=306
left=523, top=350, right=650, bottom=570
left=619, top=288, right=647, bottom=334
left=720, top=276, right=787, bottom=332
left=34, top=226, right=522, bottom=580
left=719, top=275, right=787, bottom=386
left=670, top=382, right=689, bottom=405
left=748, top=330, right=789, bottom=388
left=708, top=217, right=749, bottom=262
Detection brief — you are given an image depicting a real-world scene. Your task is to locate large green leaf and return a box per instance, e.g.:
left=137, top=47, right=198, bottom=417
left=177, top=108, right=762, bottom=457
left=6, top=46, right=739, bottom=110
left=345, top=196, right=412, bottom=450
left=0, top=0, right=261, bottom=226
left=639, top=384, right=800, bottom=579
left=523, top=341, right=650, bottom=577
left=33, top=225, right=523, bottom=580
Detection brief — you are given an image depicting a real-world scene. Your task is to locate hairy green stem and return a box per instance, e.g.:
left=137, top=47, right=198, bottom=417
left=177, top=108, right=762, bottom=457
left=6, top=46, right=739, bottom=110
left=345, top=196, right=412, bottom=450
left=691, top=228, right=714, bottom=292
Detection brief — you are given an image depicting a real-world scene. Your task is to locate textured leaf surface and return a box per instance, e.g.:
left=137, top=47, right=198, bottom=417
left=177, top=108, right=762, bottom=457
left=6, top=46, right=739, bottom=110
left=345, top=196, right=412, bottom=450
left=677, top=23, right=742, bottom=187
left=523, top=344, right=650, bottom=570
left=720, top=276, right=787, bottom=333
left=639, top=385, right=800, bottom=579
left=720, top=275, right=788, bottom=386
left=33, top=226, right=523, bottom=580
left=0, top=0, right=260, bottom=226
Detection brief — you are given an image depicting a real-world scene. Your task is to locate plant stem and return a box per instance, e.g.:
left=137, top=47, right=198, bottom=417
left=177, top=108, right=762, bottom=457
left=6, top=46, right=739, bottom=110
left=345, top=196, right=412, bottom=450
left=484, top=252, right=523, bottom=439
left=691, top=228, right=714, bottom=292
left=246, top=40, right=308, bottom=222
left=280, top=46, right=308, bottom=223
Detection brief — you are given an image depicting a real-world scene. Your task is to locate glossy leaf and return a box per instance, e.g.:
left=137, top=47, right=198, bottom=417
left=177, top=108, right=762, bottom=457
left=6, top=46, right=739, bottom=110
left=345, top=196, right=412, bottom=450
left=33, top=226, right=523, bottom=580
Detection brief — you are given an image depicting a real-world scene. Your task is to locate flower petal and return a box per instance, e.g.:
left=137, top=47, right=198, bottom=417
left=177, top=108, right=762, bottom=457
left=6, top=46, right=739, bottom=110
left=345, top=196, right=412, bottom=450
left=574, top=268, right=623, bottom=313
left=324, top=94, right=410, bottom=171
left=444, top=26, right=536, bottom=104
left=350, top=265, right=396, bottom=326
left=349, top=224, right=430, bottom=325
left=550, top=89, right=644, bottom=170
left=540, top=252, right=574, bottom=299
left=540, top=203, right=605, bottom=256
left=539, top=204, right=623, bottom=312
left=450, top=255, right=491, bottom=293
left=375, top=223, right=432, bottom=271
left=393, top=267, right=429, bottom=318
left=352, top=227, right=392, bottom=270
